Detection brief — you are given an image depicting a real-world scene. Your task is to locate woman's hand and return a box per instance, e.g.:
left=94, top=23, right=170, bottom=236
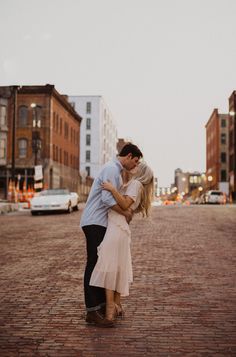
left=101, top=181, right=115, bottom=192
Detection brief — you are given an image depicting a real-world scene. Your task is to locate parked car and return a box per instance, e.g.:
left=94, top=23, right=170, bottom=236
left=30, top=189, right=79, bottom=215
left=205, top=190, right=225, bottom=204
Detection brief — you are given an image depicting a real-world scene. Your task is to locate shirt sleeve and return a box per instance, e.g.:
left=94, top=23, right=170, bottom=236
left=100, top=166, right=121, bottom=207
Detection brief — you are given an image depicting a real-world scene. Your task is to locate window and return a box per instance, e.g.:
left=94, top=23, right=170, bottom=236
left=86, top=118, right=91, bottom=130
left=0, top=138, right=6, bottom=159
left=64, top=151, right=68, bottom=165
left=86, top=150, right=90, bottom=162
left=0, top=105, right=7, bottom=126
left=229, top=131, right=233, bottom=148
left=18, top=139, right=27, bottom=158
left=64, top=122, right=69, bottom=139
left=221, top=152, right=226, bottom=163
left=19, top=106, right=28, bottom=127
left=55, top=146, right=58, bottom=161
left=189, top=176, right=198, bottom=184
left=86, top=102, right=91, bottom=114
left=221, top=133, right=226, bottom=145
left=221, top=170, right=227, bottom=182
left=229, top=154, right=234, bottom=171
left=60, top=118, right=62, bottom=134
left=86, top=134, right=91, bottom=146
left=56, top=114, right=59, bottom=132
left=33, top=105, right=42, bottom=127
left=53, top=112, right=56, bottom=130
left=221, top=119, right=226, bottom=127
left=53, top=144, right=55, bottom=160
left=85, top=166, right=90, bottom=176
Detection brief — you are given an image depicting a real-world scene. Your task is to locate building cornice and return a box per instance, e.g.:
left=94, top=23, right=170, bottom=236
left=18, top=85, right=82, bottom=123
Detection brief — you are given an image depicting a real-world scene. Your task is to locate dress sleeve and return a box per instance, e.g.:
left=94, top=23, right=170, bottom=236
left=124, top=180, right=142, bottom=203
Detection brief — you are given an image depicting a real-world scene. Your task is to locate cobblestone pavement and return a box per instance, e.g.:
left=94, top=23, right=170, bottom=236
left=0, top=205, right=236, bottom=357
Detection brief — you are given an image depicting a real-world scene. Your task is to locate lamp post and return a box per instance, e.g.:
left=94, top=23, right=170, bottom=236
left=31, top=103, right=41, bottom=166
left=11, top=86, right=19, bottom=182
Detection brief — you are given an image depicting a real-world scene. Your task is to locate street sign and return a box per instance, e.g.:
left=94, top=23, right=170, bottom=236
left=34, top=165, right=43, bottom=180
left=34, top=182, right=43, bottom=189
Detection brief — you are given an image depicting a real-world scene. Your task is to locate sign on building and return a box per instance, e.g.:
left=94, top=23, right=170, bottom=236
left=34, top=165, right=43, bottom=181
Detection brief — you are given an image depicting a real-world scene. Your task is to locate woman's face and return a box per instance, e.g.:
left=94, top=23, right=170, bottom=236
left=129, top=166, right=139, bottom=175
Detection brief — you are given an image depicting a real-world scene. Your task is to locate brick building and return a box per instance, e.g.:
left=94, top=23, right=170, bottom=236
left=205, top=108, right=229, bottom=195
left=228, top=91, right=236, bottom=201
left=0, top=85, right=82, bottom=199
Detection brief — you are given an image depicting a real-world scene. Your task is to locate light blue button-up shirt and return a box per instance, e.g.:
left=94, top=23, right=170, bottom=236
left=80, top=158, right=123, bottom=228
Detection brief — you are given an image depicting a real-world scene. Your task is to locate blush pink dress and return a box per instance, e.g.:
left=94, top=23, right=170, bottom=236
left=89, top=179, right=142, bottom=296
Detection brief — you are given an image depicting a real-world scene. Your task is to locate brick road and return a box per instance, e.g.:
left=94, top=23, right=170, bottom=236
left=0, top=205, right=236, bottom=357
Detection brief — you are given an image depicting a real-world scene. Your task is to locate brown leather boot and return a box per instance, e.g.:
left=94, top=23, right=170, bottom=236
left=86, top=310, right=115, bottom=327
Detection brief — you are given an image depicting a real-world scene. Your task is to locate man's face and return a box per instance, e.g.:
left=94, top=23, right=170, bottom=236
left=123, top=154, right=140, bottom=171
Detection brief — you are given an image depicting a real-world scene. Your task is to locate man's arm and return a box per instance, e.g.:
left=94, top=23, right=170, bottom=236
left=102, top=181, right=134, bottom=210
left=111, top=204, right=133, bottom=224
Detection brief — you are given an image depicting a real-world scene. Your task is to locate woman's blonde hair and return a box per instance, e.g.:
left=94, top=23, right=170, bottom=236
left=132, top=162, right=154, bottom=217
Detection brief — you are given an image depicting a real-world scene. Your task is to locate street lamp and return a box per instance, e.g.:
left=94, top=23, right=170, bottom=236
left=31, top=103, right=41, bottom=166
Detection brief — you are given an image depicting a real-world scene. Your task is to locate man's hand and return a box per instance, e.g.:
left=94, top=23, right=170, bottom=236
left=124, top=208, right=133, bottom=224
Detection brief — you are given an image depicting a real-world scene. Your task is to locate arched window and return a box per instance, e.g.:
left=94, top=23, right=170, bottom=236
left=18, top=139, right=27, bottom=158
left=19, top=106, right=28, bottom=127
left=33, top=105, right=42, bottom=126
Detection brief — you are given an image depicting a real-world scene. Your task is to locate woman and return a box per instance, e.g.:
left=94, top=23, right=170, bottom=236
left=89, top=162, right=154, bottom=322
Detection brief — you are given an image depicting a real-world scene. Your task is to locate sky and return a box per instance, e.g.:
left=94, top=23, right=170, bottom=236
left=1, top=0, right=236, bottom=187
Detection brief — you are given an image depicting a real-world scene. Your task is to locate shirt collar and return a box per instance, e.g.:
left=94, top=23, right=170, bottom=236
left=113, top=157, right=123, bottom=171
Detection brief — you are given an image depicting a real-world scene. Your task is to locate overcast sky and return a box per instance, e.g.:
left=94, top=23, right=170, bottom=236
left=1, top=0, right=236, bottom=186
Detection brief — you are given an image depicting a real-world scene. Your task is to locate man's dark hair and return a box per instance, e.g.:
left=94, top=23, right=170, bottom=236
left=119, top=143, right=143, bottom=158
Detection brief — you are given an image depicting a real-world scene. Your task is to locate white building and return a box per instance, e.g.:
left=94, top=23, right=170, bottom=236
left=69, top=96, right=118, bottom=178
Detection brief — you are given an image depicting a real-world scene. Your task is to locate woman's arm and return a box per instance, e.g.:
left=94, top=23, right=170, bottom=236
left=101, top=181, right=134, bottom=210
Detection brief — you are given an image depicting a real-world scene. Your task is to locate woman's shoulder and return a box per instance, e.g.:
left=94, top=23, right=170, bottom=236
left=129, top=179, right=142, bottom=188
left=124, top=179, right=142, bottom=195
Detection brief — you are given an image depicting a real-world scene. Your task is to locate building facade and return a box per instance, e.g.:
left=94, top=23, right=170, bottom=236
left=69, top=96, right=118, bottom=178
left=228, top=91, right=236, bottom=201
left=0, top=89, right=9, bottom=198
left=0, top=85, right=82, bottom=199
left=205, top=108, right=229, bottom=195
left=174, top=168, right=206, bottom=196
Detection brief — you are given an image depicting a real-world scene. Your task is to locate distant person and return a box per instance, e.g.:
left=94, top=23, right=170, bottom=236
left=89, top=162, right=154, bottom=323
left=80, top=143, right=143, bottom=327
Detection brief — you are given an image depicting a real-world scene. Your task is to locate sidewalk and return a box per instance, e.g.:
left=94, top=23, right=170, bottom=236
left=0, top=205, right=236, bottom=356
left=0, top=201, right=19, bottom=214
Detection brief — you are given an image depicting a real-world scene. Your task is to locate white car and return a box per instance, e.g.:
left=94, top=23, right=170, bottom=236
left=205, top=190, right=225, bottom=204
left=30, top=189, right=79, bottom=215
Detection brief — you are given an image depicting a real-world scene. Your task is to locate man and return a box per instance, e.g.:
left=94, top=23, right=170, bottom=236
left=80, top=143, right=143, bottom=327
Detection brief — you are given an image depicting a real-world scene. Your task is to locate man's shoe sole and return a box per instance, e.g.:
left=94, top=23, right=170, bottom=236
left=86, top=317, right=114, bottom=328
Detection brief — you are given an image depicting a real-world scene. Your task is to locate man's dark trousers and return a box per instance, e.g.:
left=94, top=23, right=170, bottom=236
left=82, top=225, right=106, bottom=311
